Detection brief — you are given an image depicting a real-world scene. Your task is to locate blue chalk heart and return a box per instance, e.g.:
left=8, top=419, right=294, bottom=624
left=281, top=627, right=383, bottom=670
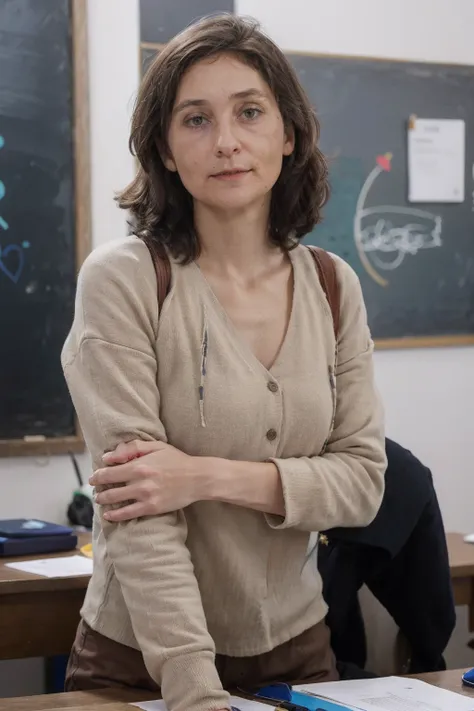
left=0, top=244, right=24, bottom=283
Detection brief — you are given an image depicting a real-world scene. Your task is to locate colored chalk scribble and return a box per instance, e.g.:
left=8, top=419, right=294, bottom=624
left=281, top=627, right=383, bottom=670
left=354, top=153, right=442, bottom=287
left=0, top=177, right=7, bottom=231
left=0, top=135, right=29, bottom=284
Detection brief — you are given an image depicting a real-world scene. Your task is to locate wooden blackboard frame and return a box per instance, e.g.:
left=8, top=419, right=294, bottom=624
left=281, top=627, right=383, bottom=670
left=0, top=0, right=91, bottom=458
left=141, top=40, right=474, bottom=351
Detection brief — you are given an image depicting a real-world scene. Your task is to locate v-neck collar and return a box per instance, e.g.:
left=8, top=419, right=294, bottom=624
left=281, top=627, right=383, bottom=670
left=191, top=249, right=299, bottom=378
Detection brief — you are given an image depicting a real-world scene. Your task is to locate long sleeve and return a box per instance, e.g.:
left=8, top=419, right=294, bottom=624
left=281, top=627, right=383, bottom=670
left=61, top=239, right=229, bottom=711
left=266, top=256, right=386, bottom=533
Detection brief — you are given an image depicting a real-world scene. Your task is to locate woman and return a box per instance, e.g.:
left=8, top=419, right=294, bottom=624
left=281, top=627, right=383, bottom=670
left=62, top=14, right=386, bottom=711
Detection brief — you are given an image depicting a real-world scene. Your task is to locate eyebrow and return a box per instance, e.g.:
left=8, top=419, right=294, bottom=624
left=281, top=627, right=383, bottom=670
left=173, top=88, right=268, bottom=114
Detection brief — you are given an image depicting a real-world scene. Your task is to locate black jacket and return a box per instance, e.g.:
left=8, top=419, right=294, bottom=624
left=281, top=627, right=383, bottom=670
left=318, top=438, right=456, bottom=674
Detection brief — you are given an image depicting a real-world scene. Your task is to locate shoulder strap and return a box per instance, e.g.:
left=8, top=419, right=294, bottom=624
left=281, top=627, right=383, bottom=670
left=143, top=238, right=171, bottom=309
left=143, top=238, right=340, bottom=338
left=306, top=245, right=340, bottom=340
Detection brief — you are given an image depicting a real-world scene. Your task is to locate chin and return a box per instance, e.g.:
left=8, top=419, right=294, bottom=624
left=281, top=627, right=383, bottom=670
left=204, top=188, right=269, bottom=213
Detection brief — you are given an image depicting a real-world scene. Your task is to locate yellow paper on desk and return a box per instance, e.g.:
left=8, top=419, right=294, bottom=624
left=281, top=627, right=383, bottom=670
left=80, top=542, right=93, bottom=558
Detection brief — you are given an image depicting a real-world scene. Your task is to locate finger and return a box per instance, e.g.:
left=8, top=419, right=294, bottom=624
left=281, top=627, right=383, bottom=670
left=102, top=439, right=166, bottom=465
left=101, top=441, right=142, bottom=465
left=95, top=485, right=138, bottom=507
left=103, top=502, right=149, bottom=522
left=90, top=462, right=139, bottom=487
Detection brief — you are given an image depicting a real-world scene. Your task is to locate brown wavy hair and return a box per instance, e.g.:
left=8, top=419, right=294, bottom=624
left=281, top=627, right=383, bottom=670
left=117, top=14, right=330, bottom=262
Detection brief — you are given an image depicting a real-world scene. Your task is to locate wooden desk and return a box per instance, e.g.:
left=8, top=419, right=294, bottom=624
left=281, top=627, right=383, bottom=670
left=0, top=534, right=91, bottom=661
left=1, top=531, right=473, bottom=662
left=447, top=532, right=474, bottom=632
left=413, top=667, right=473, bottom=696
left=1, top=669, right=473, bottom=711
left=0, top=688, right=157, bottom=711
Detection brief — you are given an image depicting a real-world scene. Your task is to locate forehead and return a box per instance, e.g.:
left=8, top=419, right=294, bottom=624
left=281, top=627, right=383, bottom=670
left=174, top=53, right=271, bottom=103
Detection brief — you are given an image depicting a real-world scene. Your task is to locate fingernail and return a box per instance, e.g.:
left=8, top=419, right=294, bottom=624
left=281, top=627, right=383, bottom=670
left=103, top=512, right=111, bottom=520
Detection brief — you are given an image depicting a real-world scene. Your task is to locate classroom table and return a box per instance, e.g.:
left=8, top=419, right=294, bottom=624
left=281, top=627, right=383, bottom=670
left=447, top=532, right=474, bottom=632
left=0, top=668, right=473, bottom=711
left=0, top=687, right=157, bottom=711
left=0, top=533, right=90, bottom=661
left=1, top=531, right=474, bottom=662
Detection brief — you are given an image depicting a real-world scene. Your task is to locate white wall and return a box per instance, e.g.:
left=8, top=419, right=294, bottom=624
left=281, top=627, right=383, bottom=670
left=237, top=0, right=474, bottom=64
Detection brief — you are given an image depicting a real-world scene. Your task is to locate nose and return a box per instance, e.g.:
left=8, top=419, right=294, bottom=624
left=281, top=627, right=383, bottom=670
left=214, top=119, right=241, bottom=158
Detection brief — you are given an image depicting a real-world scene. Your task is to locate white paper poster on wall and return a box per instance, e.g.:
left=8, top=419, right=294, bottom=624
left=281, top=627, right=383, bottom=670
left=407, top=117, right=465, bottom=203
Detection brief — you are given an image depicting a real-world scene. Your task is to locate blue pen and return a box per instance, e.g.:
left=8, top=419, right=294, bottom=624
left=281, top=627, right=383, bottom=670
left=462, top=667, right=474, bottom=687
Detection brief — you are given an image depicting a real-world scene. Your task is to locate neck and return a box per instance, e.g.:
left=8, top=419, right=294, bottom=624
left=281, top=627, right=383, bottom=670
left=194, top=201, right=281, bottom=277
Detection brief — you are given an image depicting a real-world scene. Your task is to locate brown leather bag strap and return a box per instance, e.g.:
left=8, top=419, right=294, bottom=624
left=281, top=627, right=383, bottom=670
left=142, top=238, right=171, bottom=309
left=143, top=237, right=340, bottom=337
left=306, top=245, right=340, bottom=340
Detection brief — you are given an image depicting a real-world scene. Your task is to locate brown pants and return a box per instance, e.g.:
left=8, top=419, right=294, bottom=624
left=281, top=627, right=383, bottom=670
left=65, top=618, right=338, bottom=693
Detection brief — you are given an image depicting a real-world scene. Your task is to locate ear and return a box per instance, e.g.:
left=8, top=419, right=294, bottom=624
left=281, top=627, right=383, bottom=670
left=283, top=125, right=295, bottom=157
left=163, top=155, right=178, bottom=172
left=156, top=139, right=178, bottom=172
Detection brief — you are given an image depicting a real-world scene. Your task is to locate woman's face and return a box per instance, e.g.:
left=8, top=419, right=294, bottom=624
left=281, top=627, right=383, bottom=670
left=165, top=53, right=294, bottom=215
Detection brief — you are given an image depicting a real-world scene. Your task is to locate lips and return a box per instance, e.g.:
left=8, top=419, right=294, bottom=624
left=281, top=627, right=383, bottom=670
left=211, top=169, right=251, bottom=177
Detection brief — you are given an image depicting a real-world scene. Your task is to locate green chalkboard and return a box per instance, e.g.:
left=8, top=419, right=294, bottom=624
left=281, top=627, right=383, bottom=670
left=291, top=53, right=474, bottom=346
left=0, top=0, right=89, bottom=456
left=140, top=0, right=233, bottom=45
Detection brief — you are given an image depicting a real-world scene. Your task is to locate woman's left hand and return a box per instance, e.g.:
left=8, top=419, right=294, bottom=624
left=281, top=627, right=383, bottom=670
left=90, top=440, right=204, bottom=522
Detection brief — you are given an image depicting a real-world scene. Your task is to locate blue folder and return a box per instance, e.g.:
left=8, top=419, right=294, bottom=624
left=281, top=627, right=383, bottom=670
left=255, top=683, right=355, bottom=711
left=0, top=519, right=73, bottom=538
left=292, top=690, right=354, bottom=711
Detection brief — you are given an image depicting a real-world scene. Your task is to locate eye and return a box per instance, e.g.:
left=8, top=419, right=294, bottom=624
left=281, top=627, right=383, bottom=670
left=241, top=107, right=262, bottom=121
left=184, top=115, right=209, bottom=128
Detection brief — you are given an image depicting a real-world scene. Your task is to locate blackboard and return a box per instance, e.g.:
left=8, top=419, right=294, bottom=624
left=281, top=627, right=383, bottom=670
left=140, top=0, right=234, bottom=74
left=140, top=0, right=234, bottom=45
left=290, top=53, right=474, bottom=347
left=0, top=0, right=90, bottom=456
left=140, top=0, right=234, bottom=72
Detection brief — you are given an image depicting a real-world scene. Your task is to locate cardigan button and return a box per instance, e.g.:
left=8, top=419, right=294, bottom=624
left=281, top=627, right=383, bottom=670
left=266, top=428, right=278, bottom=442
left=267, top=381, right=278, bottom=393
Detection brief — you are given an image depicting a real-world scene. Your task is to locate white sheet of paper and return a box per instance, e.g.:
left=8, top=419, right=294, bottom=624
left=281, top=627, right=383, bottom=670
left=131, top=702, right=165, bottom=711
left=5, top=554, right=92, bottom=578
left=408, top=117, right=465, bottom=203
left=295, top=675, right=474, bottom=711
left=131, top=697, right=270, bottom=711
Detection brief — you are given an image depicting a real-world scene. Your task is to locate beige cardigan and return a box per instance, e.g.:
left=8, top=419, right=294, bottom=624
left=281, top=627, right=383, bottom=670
left=62, top=237, right=386, bottom=711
